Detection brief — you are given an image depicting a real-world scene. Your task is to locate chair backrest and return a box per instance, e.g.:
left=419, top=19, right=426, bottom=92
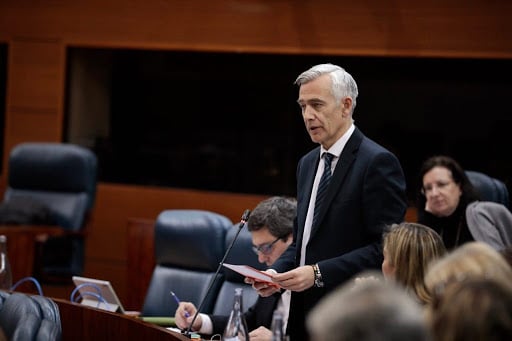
left=465, top=170, right=510, bottom=208
left=4, top=142, right=98, bottom=231
left=212, top=225, right=266, bottom=316
left=0, top=291, right=62, bottom=341
left=142, top=210, right=232, bottom=317
left=2, top=142, right=98, bottom=279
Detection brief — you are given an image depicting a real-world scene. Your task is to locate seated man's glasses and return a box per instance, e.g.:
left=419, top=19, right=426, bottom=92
left=252, top=237, right=281, bottom=255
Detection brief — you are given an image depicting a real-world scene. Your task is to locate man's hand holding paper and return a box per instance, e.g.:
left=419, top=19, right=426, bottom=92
left=223, top=263, right=280, bottom=289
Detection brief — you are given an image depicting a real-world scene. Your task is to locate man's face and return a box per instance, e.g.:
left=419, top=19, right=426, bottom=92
left=297, top=74, right=352, bottom=150
left=251, top=227, right=291, bottom=266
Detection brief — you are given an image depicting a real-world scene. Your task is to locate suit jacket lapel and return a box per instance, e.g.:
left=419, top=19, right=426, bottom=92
left=310, top=128, right=363, bottom=236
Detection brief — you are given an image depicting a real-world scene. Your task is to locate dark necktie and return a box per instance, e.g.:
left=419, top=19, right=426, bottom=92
left=313, top=152, right=334, bottom=227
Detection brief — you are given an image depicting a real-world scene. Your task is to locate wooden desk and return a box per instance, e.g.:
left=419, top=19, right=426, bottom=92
left=126, top=218, right=156, bottom=311
left=53, top=298, right=190, bottom=340
left=0, top=225, right=63, bottom=283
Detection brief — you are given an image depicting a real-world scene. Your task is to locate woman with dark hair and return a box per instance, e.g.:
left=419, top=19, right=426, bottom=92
left=417, top=155, right=512, bottom=250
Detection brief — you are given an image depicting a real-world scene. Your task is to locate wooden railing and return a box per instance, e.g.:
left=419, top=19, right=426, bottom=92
left=0, top=225, right=63, bottom=284
left=53, top=298, right=189, bottom=340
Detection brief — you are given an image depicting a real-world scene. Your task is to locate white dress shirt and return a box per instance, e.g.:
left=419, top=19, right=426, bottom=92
left=299, top=123, right=355, bottom=266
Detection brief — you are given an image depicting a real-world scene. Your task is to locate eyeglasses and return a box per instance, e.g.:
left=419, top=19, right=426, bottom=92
left=421, top=180, right=455, bottom=195
left=252, top=237, right=281, bottom=255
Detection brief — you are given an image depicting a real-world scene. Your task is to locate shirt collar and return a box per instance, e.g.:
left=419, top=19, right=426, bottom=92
left=320, top=123, right=355, bottom=158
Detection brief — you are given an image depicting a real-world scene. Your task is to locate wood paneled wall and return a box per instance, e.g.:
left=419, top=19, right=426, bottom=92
left=90, top=184, right=266, bottom=306
left=1, top=1, right=511, bottom=58
left=0, top=0, right=509, bottom=303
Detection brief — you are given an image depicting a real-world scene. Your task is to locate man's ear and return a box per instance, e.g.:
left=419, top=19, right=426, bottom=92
left=341, top=97, right=353, bottom=117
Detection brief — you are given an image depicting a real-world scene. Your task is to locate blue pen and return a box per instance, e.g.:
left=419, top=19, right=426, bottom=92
left=170, top=291, right=190, bottom=318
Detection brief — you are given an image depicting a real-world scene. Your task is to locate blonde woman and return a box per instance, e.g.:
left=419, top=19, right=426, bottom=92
left=430, top=277, right=512, bottom=341
left=382, top=222, right=446, bottom=304
left=425, top=241, right=512, bottom=294
left=425, top=242, right=512, bottom=340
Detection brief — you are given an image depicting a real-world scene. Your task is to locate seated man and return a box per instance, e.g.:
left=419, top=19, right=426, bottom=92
left=174, top=196, right=296, bottom=340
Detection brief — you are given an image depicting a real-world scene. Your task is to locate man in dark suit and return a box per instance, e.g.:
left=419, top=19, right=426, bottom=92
left=174, top=196, right=296, bottom=340
left=253, top=63, right=407, bottom=340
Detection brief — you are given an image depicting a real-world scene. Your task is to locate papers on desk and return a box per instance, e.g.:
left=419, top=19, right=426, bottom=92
left=166, top=327, right=201, bottom=339
left=223, top=263, right=280, bottom=287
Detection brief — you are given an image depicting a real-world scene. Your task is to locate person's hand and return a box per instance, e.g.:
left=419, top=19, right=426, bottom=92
left=248, top=326, right=272, bottom=341
left=251, top=280, right=281, bottom=297
left=174, top=302, right=201, bottom=331
left=272, top=266, right=315, bottom=292
left=245, top=270, right=281, bottom=297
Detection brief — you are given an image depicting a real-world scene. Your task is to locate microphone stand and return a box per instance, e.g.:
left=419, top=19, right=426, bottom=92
left=182, top=209, right=251, bottom=338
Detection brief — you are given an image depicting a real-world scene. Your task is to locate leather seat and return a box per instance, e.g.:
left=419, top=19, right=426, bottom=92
left=465, top=170, right=510, bottom=208
left=141, top=210, right=232, bottom=317
left=212, top=226, right=266, bottom=316
left=3, top=142, right=97, bottom=281
left=5, top=143, right=97, bottom=230
left=0, top=291, right=62, bottom=341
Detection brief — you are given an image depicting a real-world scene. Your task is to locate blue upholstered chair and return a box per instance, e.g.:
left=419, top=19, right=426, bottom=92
left=465, top=170, right=510, bottom=208
left=0, top=290, right=62, bottom=341
left=212, top=225, right=265, bottom=316
left=3, top=142, right=97, bottom=281
left=141, top=210, right=232, bottom=317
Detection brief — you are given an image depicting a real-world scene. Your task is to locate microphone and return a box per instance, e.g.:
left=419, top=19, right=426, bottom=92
left=238, top=209, right=251, bottom=229
left=182, top=209, right=251, bottom=338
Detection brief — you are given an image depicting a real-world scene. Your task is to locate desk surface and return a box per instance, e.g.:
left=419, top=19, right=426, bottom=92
left=53, top=298, right=190, bottom=340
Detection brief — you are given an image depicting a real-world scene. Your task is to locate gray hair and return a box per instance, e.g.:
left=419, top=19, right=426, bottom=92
left=295, top=63, right=359, bottom=113
left=247, top=196, right=296, bottom=239
left=307, top=273, right=430, bottom=341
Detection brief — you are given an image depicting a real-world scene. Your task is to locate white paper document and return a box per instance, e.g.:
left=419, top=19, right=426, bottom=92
left=223, top=263, right=279, bottom=287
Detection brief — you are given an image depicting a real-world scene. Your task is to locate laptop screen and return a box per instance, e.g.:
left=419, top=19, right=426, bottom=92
left=72, top=276, right=125, bottom=314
